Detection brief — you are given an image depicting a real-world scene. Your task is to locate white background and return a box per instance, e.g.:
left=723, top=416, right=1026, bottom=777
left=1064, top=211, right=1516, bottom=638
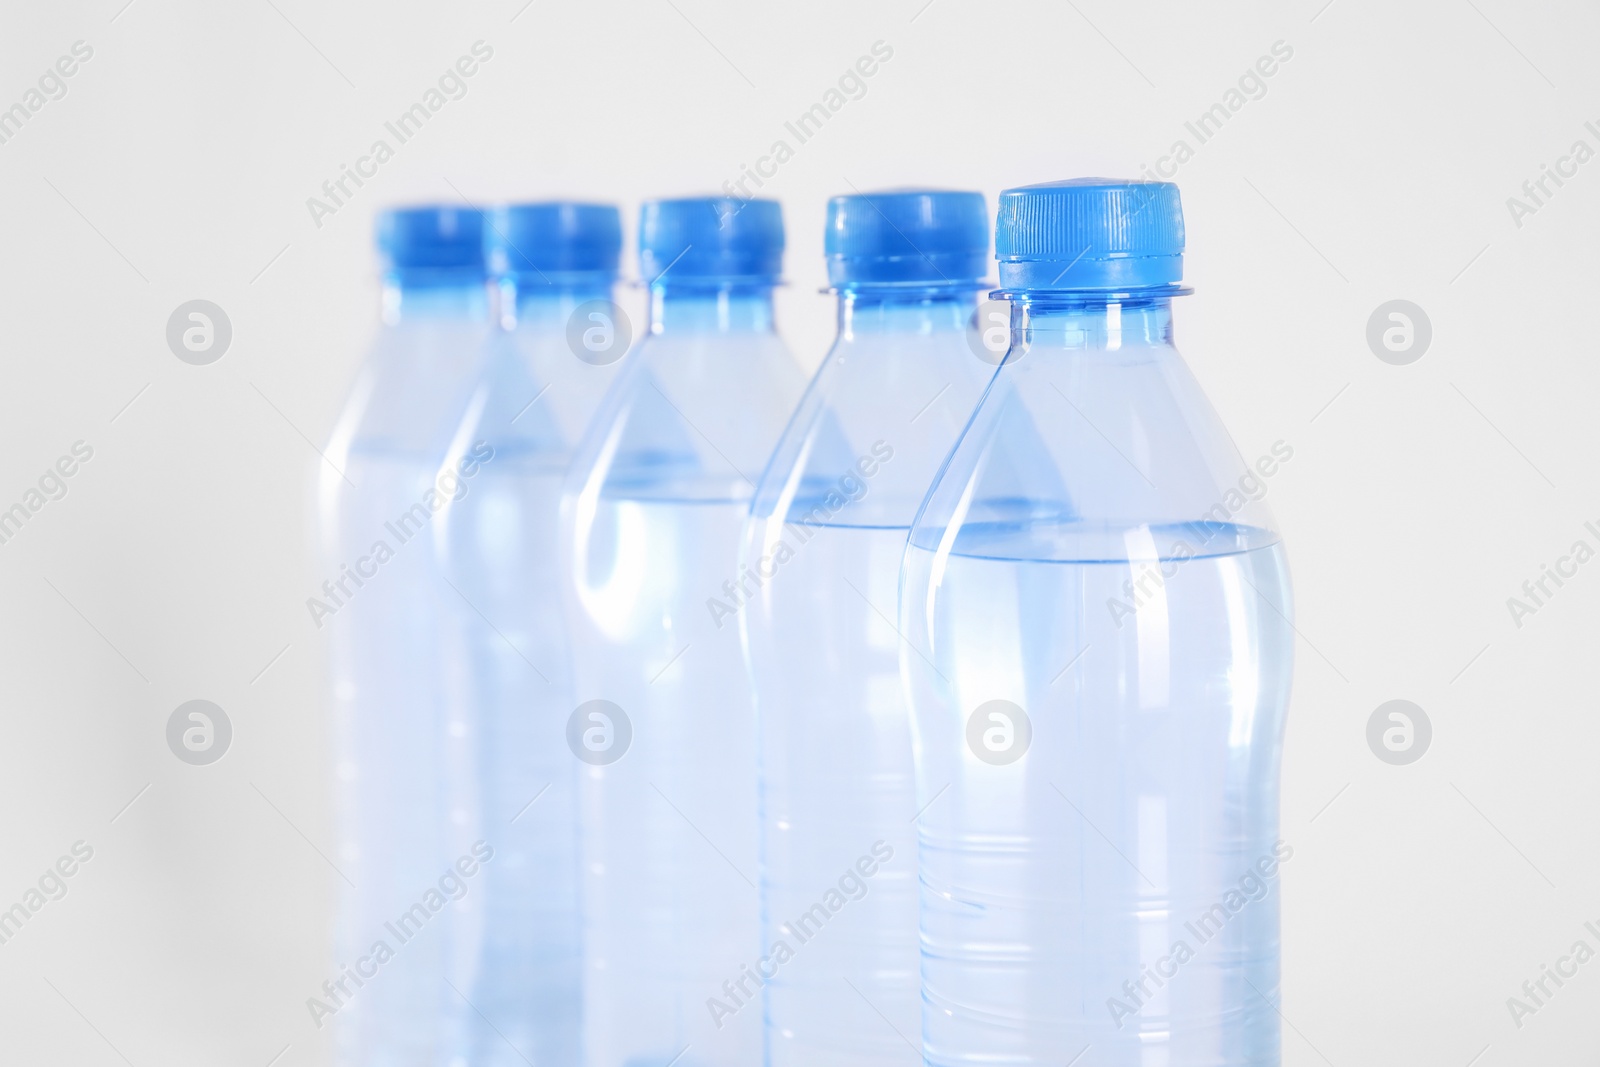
left=0, top=0, right=1596, bottom=1063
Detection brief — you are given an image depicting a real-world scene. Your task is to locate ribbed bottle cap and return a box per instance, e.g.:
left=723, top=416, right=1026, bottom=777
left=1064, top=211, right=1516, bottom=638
left=639, top=197, right=784, bottom=284
left=824, top=189, right=989, bottom=287
left=995, top=179, right=1184, bottom=291
left=377, top=205, right=486, bottom=276
left=487, top=202, right=622, bottom=279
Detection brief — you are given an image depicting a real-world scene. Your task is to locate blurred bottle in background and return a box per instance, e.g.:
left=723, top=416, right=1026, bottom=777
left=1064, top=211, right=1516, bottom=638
left=740, top=189, right=994, bottom=1067
left=317, top=205, right=491, bottom=1065
left=899, top=179, right=1294, bottom=1066
left=562, top=197, right=804, bottom=1067
left=436, top=202, right=627, bottom=1067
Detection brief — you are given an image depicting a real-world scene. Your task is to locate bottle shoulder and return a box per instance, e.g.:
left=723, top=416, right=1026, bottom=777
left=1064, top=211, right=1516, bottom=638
left=449, top=329, right=622, bottom=463
left=563, top=330, right=806, bottom=505
left=750, top=332, right=997, bottom=530
left=907, top=341, right=1288, bottom=564
left=329, top=319, right=492, bottom=463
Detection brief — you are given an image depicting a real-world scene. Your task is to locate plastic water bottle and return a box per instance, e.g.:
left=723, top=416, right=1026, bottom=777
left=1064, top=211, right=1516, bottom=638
left=436, top=203, right=627, bottom=1067
left=562, top=197, right=805, bottom=1067
left=740, top=189, right=994, bottom=1067
left=317, top=205, right=491, bottom=1064
left=898, top=180, right=1294, bottom=1065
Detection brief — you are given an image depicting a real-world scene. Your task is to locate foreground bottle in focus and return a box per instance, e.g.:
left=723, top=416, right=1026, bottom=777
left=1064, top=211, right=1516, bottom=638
left=562, top=197, right=805, bottom=1067
left=317, top=205, right=491, bottom=1064
left=898, top=180, right=1295, bottom=1065
left=436, top=202, right=627, bottom=1067
left=740, top=189, right=994, bottom=1067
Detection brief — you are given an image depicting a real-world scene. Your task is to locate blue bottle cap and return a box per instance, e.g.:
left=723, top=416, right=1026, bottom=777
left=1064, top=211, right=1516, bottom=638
left=995, top=179, right=1185, bottom=292
left=376, top=205, right=486, bottom=277
left=825, top=188, right=989, bottom=288
left=487, top=202, right=622, bottom=279
left=639, top=197, right=784, bottom=285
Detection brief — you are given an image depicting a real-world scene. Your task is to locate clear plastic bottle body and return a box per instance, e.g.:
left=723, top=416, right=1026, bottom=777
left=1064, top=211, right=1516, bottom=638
left=318, top=277, right=491, bottom=1066
left=898, top=296, right=1294, bottom=1067
left=739, top=289, right=993, bottom=1067
left=435, top=278, right=623, bottom=1067
left=562, top=284, right=805, bottom=1067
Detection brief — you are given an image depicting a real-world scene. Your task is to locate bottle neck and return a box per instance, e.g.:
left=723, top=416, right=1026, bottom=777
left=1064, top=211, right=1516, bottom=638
left=380, top=274, right=490, bottom=326
left=837, top=286, right=978, bottom=339
left=649, top=284, right=776, bottom=335
left=497, top=275, right=615, bottom=331
left=1008, top=293, right=1175, bottom=352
